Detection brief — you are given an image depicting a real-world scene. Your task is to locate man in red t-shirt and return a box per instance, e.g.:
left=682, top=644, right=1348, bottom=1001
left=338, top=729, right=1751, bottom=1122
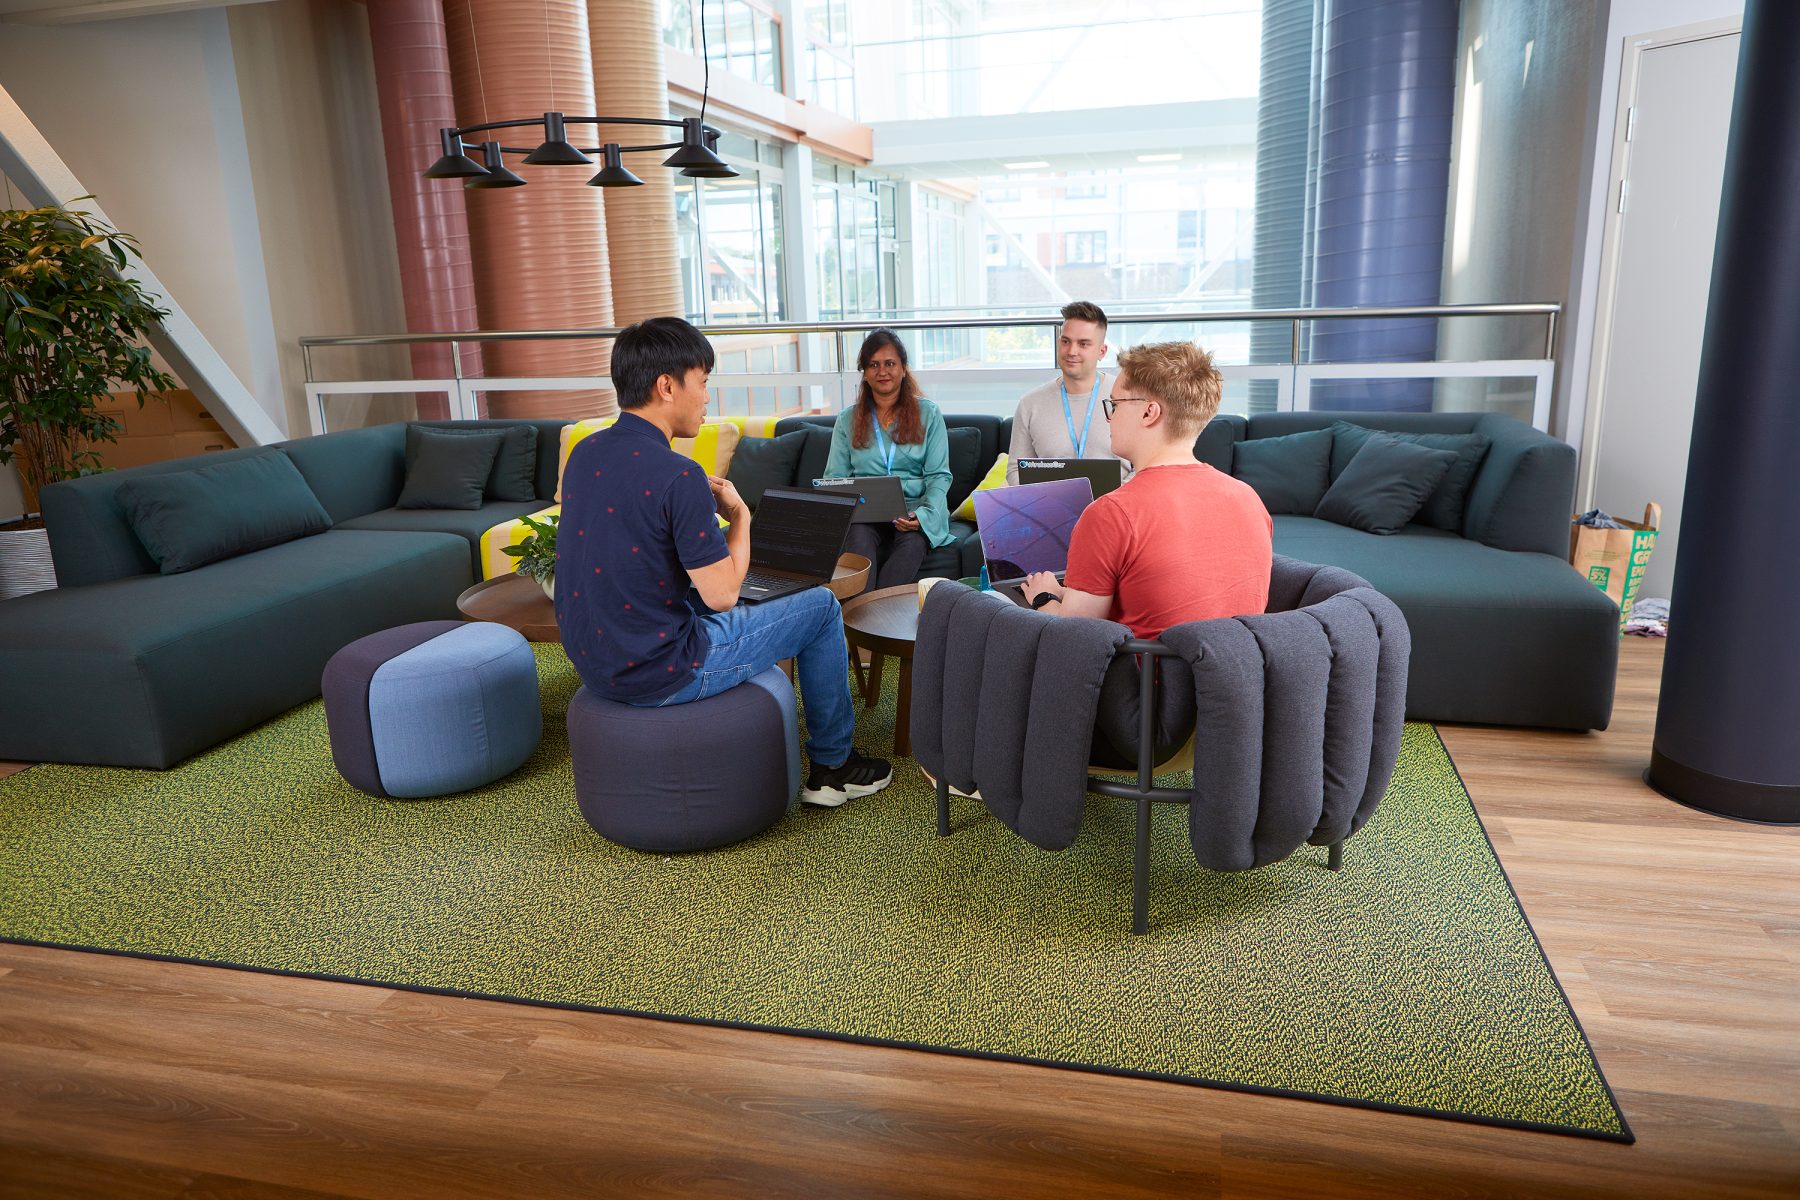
left=1023, top=341, right=1272, bottom=637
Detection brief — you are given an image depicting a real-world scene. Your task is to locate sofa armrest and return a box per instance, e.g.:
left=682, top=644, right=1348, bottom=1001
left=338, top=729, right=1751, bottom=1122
left=1464, top=415, right=1577, bottom=557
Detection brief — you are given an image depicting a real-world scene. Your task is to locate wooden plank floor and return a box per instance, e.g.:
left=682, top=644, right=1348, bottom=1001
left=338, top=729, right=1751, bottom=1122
left=2, top=637, right=1797, bottom=1198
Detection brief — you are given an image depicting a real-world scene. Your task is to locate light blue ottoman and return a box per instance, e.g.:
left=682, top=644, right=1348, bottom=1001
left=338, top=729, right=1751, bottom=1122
left=323, top=620, right=542, bottom=799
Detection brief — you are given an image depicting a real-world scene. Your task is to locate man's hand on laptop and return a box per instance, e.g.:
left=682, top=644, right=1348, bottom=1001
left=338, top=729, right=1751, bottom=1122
left=1023, top=571, right=1064, bottom=607
left=708, top=476, right=748, bottom=523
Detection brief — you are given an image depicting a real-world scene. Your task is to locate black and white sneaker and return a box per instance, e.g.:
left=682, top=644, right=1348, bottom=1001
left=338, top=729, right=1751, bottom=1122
left=801, top=748, right=893, bottom=807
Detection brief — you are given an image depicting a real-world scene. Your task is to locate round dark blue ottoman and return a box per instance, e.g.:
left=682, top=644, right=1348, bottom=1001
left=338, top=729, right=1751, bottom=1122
left=568, top=667, right=800, bottom=852
left=323, top=620, right=542, bottom=799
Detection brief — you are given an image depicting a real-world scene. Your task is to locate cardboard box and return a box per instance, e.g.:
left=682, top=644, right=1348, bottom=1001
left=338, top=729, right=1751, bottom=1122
left=1571, top=503, right=1660, bottom=634
left=166, top=430, right=234, bottom=457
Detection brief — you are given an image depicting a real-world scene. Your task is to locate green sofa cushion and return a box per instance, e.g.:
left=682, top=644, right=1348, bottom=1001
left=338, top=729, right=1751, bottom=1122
left=406, top=422, right=537, bottom=502
left=1232, top=428, right=1333, bottom=514
left=944, top=425, right=985, bottom=511
left=726, top=429, right=811, bottom=509
left=1315, top=436, right=1459, bottom=535
left=1329, top=421, right=1493, bottom=532
left=397, top=427, right=503, bottom=510
left=115, top=448, right=332, bottom=574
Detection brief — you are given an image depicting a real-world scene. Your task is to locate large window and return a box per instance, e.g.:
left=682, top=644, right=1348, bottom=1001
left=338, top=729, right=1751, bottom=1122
left=847, top=0, right=1260, bottom=121
left=813, top=158, right=897, bottom=319
left=664, top=0, right=783, bottom=93
left=676, top=130, right=787, bottom=324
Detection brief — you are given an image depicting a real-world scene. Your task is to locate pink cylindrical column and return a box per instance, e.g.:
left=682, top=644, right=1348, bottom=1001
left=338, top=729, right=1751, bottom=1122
left=447, top=0, right=615, bottom=418
left=366, top=0, right=485, bottom=418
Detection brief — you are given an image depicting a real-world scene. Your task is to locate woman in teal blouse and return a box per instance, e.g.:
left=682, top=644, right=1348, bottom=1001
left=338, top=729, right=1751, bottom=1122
left=828, top=330, right=954, bottom=593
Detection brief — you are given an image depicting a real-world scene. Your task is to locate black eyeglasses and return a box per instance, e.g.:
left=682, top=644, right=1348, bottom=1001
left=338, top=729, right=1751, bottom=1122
left=1102, top=396, right=1152, bottom=421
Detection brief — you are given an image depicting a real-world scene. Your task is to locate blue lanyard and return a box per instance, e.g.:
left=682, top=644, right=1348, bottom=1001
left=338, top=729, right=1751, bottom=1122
left=1060, top=376, right=1102, bottom=458
left=873, top=420, right=898, bottom=473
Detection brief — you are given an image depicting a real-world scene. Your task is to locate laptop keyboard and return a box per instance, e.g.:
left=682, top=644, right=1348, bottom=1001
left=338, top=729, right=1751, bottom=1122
left=743, top=570, right=795, bottom=592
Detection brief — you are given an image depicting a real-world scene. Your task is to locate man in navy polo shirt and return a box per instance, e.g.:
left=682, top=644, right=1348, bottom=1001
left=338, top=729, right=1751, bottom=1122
left=557, top=317, right=892, bottom=807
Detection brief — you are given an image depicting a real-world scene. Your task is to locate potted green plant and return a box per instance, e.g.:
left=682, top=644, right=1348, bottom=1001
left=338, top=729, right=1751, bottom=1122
left=1, top=200, right=176, bottom=598
left=501, top=512, right=559, bottom=599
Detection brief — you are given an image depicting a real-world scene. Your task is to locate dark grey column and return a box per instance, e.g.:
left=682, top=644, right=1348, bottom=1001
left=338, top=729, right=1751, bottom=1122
left=1648, top=0, right=1800, bottom=823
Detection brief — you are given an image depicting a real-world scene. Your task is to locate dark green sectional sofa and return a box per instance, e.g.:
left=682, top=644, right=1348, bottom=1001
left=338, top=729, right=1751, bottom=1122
left=0, top=419, right=569, bottom=769
left=0, top=408, right=1613, bottom=772
left=1198, top=412, right=1618, bottom=731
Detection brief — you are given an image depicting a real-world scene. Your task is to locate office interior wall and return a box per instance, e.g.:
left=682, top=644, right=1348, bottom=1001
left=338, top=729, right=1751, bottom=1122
left=0, top=11, right=285, bottom=433
left=1438, top=0, right=1603, bottom=431
left=227, top=0, right=411, bottom=431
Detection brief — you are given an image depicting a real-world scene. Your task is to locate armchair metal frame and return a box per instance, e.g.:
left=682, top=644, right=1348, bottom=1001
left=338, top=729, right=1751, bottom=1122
left=932, top=637, right=1346, bottom=935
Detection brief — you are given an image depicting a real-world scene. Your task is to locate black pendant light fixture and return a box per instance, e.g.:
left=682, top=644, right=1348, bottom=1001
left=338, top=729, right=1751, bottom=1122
left=425, top=2, right=736, bottom=190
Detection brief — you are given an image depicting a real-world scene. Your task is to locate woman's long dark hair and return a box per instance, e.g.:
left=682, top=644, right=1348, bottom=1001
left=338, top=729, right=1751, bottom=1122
left=852, top=329, right=925, bottom=450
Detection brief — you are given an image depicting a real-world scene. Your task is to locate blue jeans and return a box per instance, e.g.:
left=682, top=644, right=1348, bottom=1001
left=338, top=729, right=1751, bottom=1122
left=629, top=587, right=855, bottom=767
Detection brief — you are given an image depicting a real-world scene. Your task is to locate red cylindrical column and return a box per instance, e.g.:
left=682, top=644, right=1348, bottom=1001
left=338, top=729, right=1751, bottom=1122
left=366, top=0, right=484, bottom=418
left=447, top=0, right=615, bottom=418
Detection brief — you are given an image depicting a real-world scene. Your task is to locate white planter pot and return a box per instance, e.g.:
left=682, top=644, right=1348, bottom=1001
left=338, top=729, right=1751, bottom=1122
left=0, top=523, right=56, bottom=600
left=539, top=573, right=555, bottom=601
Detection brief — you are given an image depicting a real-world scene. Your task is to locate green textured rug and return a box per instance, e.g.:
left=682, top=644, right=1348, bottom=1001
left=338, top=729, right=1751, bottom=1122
left=0, top=645, right=1629, bottom=1142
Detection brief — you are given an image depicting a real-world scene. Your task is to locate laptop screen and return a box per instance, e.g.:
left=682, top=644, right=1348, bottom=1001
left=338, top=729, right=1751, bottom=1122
left=752, top=488, right=857, bottom=575
left=972, top=477, right=1095, bottom=583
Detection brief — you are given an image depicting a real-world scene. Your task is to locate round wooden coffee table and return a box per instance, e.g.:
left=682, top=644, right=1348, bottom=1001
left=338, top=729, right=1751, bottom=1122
left=457, top=573, right=558, bottom=642
left=840, top=583, right=921, bottom=756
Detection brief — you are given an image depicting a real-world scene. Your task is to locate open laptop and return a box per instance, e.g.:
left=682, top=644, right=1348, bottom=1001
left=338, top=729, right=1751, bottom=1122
left=972, top=477, right=1096, bottom=589
left=1016, top=457, right=1124, bottom=497
left=809, top=475, right=909, bottom=523
left=738, top=487, right=859, bottom=604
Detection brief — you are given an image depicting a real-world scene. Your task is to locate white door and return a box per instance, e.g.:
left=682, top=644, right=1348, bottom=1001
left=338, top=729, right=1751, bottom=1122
left=1589, top=30, right=1739, bottom=601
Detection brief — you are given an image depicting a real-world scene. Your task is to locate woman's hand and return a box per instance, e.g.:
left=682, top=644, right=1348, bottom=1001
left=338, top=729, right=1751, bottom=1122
left=893, top=514, right=922, bottom=532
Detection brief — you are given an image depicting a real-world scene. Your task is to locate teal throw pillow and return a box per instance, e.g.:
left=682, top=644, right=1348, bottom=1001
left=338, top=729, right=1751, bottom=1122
left=943, top=426, right=985, bottom=512
left=116, top=448, right=332, bottom=574
left=1231, top=428, right=1334, bottom=514
left=406, top=422, right=538, bottom=502
left=726, top=429, right=810, bottom=509
left=1329, top=422, right=1492, bottom=532
left=397, top=427, right=504, bottom=510
left=1314, top=436, right=1461, bottom=536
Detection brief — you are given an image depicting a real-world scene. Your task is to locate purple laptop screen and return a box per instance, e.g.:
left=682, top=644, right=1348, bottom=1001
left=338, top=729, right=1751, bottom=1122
left=972, top=477, right=1095, bottom=583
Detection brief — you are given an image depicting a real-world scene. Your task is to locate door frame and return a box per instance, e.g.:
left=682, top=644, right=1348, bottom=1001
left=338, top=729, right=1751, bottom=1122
left=1577, top=15, right=1741, bottom=511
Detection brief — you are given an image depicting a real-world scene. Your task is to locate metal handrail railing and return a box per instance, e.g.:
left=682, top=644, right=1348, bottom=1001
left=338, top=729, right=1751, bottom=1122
left=299, top=302, right=1562, bottom=435
left=299, top=302, right=1560, bottom=353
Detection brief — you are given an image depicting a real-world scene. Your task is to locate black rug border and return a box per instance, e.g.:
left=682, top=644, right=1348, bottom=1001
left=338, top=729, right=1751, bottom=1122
left=0, top=726, right=1632, bottom=1145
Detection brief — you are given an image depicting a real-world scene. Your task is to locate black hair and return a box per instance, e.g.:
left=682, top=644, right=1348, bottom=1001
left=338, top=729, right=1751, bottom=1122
left=612, top=316, right=717, bottom=409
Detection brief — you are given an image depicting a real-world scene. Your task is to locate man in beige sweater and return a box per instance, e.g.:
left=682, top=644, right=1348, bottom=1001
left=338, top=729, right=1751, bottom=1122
left=1006, top=300, right=1126, bottom=485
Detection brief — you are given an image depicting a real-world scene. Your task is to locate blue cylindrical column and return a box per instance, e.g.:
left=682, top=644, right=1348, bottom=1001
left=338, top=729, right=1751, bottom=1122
left=1309, top=0, right=1459, bottom=411
left=1648, top=0, right=1800, bottom=823
left=1249, top=0, right=1318, bottom=412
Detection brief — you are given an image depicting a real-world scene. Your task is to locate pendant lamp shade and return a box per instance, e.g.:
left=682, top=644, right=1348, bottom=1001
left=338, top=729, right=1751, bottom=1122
left=523, top=112, right=594, bottom=165
left=663, top=116, right=739, bottom=177
left=465, top=141, right=526, bottom=188
left=589, top=143, right=644, bottom=187
left=425, top=129, right=489, bottom=179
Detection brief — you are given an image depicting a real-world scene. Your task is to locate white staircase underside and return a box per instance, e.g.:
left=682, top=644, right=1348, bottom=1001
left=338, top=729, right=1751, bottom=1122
left=0, top=0, right=272, bottom=26
left=0, top=79, right=281, bottom=449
